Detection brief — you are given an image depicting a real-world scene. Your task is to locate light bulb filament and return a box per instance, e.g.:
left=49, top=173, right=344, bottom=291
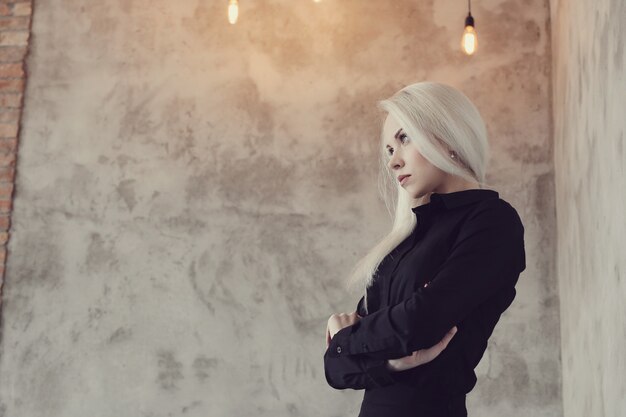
left=228, top=0, right=238, bottom=24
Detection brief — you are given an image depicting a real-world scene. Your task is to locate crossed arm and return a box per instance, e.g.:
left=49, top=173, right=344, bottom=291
left=323, top=200, right=526, bottom=390
left=324, top=292, right=457, bottom=390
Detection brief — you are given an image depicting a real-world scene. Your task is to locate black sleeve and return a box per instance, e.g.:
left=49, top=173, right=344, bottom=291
left=323, top=347, right=396, bottom=390
left=323, top=295, right=397, bottom=390
left=327, top=199, right=526, bottom=361
left=356, top=295, right=367, bottom=317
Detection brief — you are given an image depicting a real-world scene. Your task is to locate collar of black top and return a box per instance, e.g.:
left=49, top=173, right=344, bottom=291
left=411, top=189, right=499, bottom=215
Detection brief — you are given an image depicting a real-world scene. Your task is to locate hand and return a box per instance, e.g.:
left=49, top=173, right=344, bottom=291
left=326, top=311, right=362, bottom=348
left=386, top=326, right=458, bottom=372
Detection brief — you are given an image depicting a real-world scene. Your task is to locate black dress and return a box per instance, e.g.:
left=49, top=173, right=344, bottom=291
left=323, top=189, right=527, bottom=417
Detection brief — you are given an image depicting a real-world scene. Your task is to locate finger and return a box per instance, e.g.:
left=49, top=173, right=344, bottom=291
left=349, top=312, right=362, bottom=325
left=439, top=326, right=458, bottom=347
left=405, top=351, right=428, bottom=367
left=326, top=326, right=330, bottom=348
left=419, top=329, right=457, bottom=361
left=327, top=321, right=334, bottom=347
left=339, top=314, right=353, bottom=328
left=412, top=328, right=458, bottom=365
left=347, top=312, right=357, bottom=324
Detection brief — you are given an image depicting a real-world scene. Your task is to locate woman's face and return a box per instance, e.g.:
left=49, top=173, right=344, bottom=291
left=382, top=115, right=447, bottom=200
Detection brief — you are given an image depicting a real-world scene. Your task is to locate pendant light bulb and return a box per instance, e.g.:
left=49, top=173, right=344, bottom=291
left=461, top=12, right=477, bottom=55
left=228, top=0, right=239, bottom=24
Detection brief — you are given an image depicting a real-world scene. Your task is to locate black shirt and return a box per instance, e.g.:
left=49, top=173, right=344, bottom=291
left=323, top=189, right=526, bottom=416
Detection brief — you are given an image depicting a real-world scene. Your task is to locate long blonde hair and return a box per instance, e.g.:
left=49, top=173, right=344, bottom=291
left=345, top=81, right=497, bottom=313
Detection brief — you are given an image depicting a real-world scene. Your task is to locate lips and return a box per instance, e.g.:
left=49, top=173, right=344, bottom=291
left=398, top=175, right=410, bottom=183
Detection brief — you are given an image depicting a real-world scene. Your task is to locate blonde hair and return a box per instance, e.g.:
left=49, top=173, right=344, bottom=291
left=345, top=81, right=497, bottom=312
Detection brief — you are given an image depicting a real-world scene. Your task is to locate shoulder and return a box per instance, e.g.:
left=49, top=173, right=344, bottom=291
left=464, top=196, right=525, bottom=236
left=471, top=196, right=522, bottom=222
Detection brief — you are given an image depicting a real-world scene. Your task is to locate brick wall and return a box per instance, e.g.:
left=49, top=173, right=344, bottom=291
left=0, top=1, right=32, bottom=299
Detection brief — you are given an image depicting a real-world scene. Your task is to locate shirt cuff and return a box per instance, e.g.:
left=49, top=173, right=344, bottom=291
left=328, top=324, right=396, bottom=358
left=328, top=326, right=353, bottom=357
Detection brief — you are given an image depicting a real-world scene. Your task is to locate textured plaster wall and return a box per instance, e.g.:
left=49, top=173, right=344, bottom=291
left=0, top=0, right=559, bottom=416
left=550, top=0, right=626, bottom=416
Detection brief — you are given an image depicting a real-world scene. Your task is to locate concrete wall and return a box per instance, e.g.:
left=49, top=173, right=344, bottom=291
left=0, top=0, right=559, bottom=416
left=549, top=0, right=626, bottom=416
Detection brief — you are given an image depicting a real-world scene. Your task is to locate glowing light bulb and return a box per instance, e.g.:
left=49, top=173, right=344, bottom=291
left=228, top=0, right=238, bottom=24
left=462, top=26, right=477, bottom=55
left=461, top=12, right=478, bottom=55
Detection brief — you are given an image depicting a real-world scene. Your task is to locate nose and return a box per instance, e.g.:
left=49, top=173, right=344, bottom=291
left=387, top=152, right=403, bottom=170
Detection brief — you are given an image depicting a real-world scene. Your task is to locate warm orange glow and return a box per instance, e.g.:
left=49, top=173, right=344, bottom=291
left=461, top=25, right=478, bottom=55
left=228, top=0, right=238, bottom=24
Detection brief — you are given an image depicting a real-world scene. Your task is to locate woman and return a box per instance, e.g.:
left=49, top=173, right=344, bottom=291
left=323, top=82, right=526, bottom=417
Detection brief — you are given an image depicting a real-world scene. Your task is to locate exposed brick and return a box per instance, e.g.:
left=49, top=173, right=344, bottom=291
left=0, top=78, right=23, bottom=92
left=0, top=182, right=12, bottom=198
left=0, top=17, right=29, bottom=30
left=0, top=167, right=15, bottom=182
left=0, top=199, right=11, bottom=213
left=0, top=137, right=16, bottom=153
left=0, top=122, right=17, bottom=137
left=0, top=151, right=15, bottom=166
left=0, top=31, right=29, bottom=47
left=0, top=62, right=23, bottom=78
left=0, top=109, right=20, bottom=122
left=0, top=93, right=22, bottom=107
left=0, top=0, right=25, bottom=276
left=0, top=46, right=27, bottom=62
left=12, top=2, right=32, bottom=17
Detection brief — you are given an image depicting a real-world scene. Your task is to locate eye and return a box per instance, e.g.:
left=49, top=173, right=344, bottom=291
left=386, top=133, right=409, bottom=156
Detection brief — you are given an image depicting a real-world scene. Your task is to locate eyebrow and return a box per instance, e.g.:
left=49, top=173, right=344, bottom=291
left=385, top=128, right=403, bottom=149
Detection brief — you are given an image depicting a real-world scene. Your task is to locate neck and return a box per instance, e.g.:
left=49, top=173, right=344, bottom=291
left=419, top=178, right=480, bottom=205
left=433, top=177, right=480, bottom=194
